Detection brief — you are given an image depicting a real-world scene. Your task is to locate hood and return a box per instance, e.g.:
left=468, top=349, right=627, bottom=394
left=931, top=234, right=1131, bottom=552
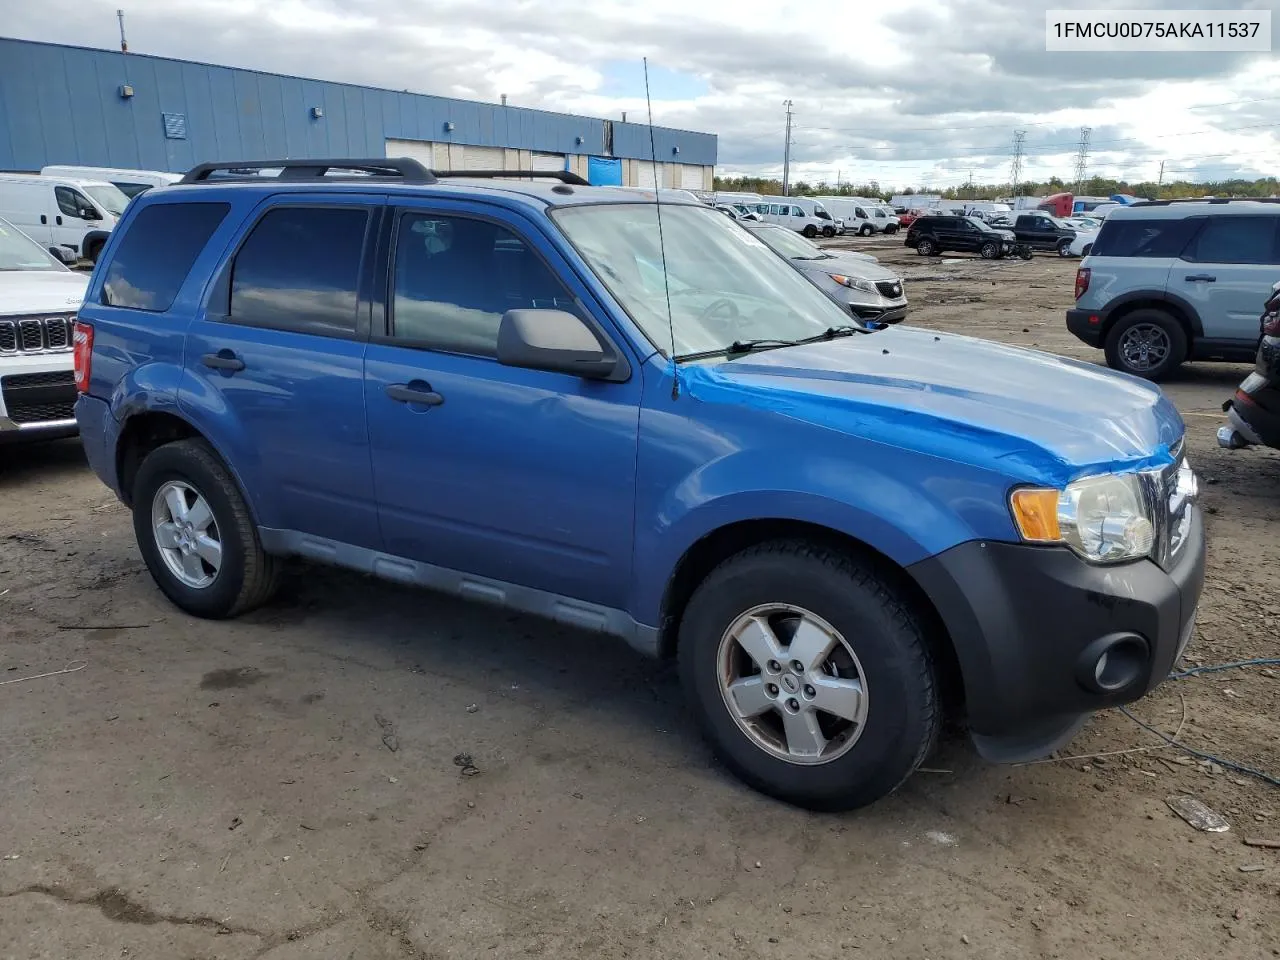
left=798, top=252, right=897, bottom=280
left=680, top=325, right=1182, bottom=486
left=0, top=270, right=89, bottom=316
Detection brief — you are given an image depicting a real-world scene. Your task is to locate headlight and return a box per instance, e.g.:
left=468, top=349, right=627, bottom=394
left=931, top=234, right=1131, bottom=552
left=1010, top=473, right=1155, bottom=563
left=830, top=274, right=876, bottom=293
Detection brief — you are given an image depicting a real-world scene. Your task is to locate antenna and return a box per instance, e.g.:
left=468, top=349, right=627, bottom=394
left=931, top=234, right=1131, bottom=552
left=643, top=57, right=678, bottom=396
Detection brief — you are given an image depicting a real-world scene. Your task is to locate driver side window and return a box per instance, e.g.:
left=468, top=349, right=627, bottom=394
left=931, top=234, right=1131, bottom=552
left=55, top=186, right=93, bottom=219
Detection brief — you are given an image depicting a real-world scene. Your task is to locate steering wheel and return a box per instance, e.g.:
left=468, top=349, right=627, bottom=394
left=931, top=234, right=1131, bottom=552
left=697, top=298, right=741, bottom=332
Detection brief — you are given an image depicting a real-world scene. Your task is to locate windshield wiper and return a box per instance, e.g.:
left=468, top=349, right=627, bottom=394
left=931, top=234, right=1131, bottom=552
left=673, top=326, right=871, bottom=363
left=801, top=324, right=870, bottom=341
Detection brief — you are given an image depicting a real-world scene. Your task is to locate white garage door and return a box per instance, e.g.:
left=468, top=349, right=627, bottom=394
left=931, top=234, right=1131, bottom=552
left=636, top=162, right=659, bottom=189
left=531, top=152, right=566, bottom=172
left=463, top=145, right=504, bottom=170
left=385, top=138, right=437, bottom=167
left=680, top=165, right=705, bottom=190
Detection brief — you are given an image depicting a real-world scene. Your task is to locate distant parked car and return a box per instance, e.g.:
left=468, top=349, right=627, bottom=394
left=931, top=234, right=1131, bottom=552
left=0, top=173, right=128, bottom=263
left=746, top=222, right=906, bottom=324
left=1010, top=213, right=1078, bottom=256
left=1067, top=198, right=1279, bottom=379
left=0, top=216, right=88, bottom=445
left=905, top=214, right=1030, bottom=259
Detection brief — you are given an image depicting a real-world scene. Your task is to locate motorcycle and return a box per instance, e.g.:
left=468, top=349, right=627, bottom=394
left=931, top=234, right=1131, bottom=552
left=1218, top=280, right=1280, bottom=451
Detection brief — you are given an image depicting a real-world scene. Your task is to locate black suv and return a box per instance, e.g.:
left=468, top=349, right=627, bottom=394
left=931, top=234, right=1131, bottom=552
left=905, top=215, right=1031, bottom=260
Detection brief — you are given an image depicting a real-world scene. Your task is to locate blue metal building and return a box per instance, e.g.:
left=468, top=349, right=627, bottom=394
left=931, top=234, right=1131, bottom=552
left=0, top=37, right=717, bottom=188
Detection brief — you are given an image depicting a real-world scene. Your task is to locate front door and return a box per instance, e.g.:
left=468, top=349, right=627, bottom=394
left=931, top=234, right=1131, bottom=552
left=1171, top=214, right=1280, bottom=345
left=180, top=197, right=382, bottom=548
left=364, top=201, right=642, bottom=609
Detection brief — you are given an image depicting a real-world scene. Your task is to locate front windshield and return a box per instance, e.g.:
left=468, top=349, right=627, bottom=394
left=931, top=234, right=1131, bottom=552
left=0, top=219, right=64, bottom=272
left=83, top=184, right=129, bottom=217
left=554, top=203, right=855, bottom=359
left=751, top=225, right=828, bottom=260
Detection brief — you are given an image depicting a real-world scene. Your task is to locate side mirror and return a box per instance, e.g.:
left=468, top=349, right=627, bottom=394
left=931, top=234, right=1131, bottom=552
left=80, top=207, right=102, bottom=221
left=496, top=309, right=620, bottom=380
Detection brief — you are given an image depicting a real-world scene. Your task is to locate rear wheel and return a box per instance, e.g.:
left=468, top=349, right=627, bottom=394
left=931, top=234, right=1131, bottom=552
left=131, top=438, right=280, bottom=618
left=1057, top=238, right=1073, bottom=257
left=678, top=541, right=940, bottom=811
left=1018, top=247, right=1033, bottom=260
left=916, top=237, right=937, bottom=256
left=1103, top=309, right=1187, bottom=381
left=859, top=224, right=874, bottom=236
left=979, top=241, right=999, bottom=259
left=803, top=224, right=818, bottom=238
left=822, top=225, right=836, bottom=238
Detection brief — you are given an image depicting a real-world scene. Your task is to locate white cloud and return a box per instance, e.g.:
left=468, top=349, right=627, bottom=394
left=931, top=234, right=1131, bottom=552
left=2, top=0, right=1276, bottom=188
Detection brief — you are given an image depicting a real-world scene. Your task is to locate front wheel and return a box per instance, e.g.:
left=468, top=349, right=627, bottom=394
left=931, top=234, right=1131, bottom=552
left=802, top=224, right=818, bottom=238
left=1057, top=238, right=1073, bottom=257
left=822, top=225, right=836, bottom=238
left=679, top=541, right=940, bottom=811
left=1103, top=309, right=1187, bottom=381
left=979, top=241, right=999, bottom=259
left=916, top=237, right=937, bottom=256
left=1018, top=247, right=1033, bottom=260
left=859, top=224, right=873, bottom=236
left=132, top=439, right=280, bottom=619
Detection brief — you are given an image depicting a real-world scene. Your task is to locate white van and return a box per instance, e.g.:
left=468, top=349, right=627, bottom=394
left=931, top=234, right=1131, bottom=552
left=40, top=165, right=180, bottom=199
left=754, top=199, right=838, bottom=238
left=0, top=174, right=129, bottom=263
left=816, top=198, right=881, bottom=236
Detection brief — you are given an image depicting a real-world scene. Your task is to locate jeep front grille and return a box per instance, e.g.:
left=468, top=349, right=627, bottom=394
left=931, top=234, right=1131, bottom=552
left=0, top=315, right=77, bottom=354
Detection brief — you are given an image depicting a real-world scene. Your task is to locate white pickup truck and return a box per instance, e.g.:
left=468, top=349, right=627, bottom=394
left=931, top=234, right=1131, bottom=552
left=0, top=217, right=88, bottom=446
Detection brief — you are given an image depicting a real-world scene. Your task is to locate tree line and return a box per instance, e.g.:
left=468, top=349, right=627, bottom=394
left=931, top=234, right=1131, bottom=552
left=713, top=174, right=1280, bottom=202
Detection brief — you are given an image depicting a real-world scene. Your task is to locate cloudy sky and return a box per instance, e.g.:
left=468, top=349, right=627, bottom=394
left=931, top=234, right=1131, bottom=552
left=3, top=0, right=1278, bottom=188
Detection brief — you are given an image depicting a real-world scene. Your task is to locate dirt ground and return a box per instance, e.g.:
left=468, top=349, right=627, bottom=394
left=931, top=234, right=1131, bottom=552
left=2, top=242, right=1278, bottom=960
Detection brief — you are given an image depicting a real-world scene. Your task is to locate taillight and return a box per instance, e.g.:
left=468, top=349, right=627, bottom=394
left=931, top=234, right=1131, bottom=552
left=73, top=321, right=93, bottom=393
left=1074, top=267, right=1091, bottom=300
left=1263, top=293, right=1280, bottom=336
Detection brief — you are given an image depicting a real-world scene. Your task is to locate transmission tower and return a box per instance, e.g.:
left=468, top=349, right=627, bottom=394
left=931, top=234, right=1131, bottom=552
left=1009, top=130, right=1026, bottom=195
left=1073, top=127, right=1092, bottom=193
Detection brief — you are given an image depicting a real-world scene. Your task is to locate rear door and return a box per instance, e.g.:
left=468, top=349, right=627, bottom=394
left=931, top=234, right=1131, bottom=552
left=1170, top=214, right=1280, bottom=344
left=179, top=196, right=382, bottom=549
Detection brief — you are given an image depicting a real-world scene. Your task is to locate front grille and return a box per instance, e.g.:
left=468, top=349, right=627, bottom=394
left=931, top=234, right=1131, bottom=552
left=3, top=370, right=75, bottom=389
left=4, top=398, right=76, bottom=424
left=876, top=280, right=904, bottom=300
left=0, top=315, right=77, bottom=354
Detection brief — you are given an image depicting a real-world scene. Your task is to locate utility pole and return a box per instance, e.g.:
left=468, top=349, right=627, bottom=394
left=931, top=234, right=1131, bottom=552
left=117, top=9, right=128, bottom=53
left=1072, top=127, right=1092, bottom=193
left=1157, top=160, right=1165, bottom=192
left=782, top=100, right=794, bottom=197
left=1009, top=130, right=1026, bottom=196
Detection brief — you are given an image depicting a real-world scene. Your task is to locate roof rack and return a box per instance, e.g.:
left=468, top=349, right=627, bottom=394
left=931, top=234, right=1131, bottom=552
left=434, top=169, right=590, bottom=186
left=1130, top=197, right=1280, bottom=207
left=179, top=158, right=436, bottom=184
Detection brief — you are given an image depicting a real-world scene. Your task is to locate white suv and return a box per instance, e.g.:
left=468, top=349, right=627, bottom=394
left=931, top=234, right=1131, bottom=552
left=0, top=217, right=88, bottom=445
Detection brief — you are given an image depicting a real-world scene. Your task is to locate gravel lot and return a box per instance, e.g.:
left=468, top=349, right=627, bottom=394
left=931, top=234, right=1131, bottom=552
left=2, top=242, right=1278, bottom=959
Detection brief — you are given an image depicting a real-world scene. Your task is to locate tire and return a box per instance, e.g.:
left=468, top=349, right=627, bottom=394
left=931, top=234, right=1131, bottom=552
left=85, top=240, right=104, bottom=263
left=1103, top=309, right=1187, bottom=381
left=131, top=438, right=280, bottom=619
left=916, top=237, right=937, bottom=256
left=1018, top=247, right=1033, bottom=261
left=803, top=225, right=818, bottom=238
left=859, top=224, right=873, bottom=237
left=678, top=540, right=940, bottom=811
left=979, top=241, right=999, bottom=259
left=1057, top=238, right=1072, bottom=257
left=885, top=225, right=898, bottom=235
left=822, top=226, right=836, bottom=238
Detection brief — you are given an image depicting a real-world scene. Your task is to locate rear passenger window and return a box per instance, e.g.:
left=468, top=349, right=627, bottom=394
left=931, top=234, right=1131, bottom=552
left=102, top=202, right=229, bottom=311
left=390, top=213, right=577, bottom=357
left=1092, top=218, right=1197, bottom=258
left=1184, top=216, right=1279, bottom=265
left=229, top=207, right=368, bottom=336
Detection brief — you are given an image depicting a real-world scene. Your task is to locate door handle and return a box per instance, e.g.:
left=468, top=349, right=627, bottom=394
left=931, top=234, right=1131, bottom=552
left=40, top=215, right=47, bottom=225
left=201, top=351, right=245, bottom=372
left=385, top=382, right=444, bottom=406
left=1184, top=274, right=1217, bottom=282
left=56, top=216, right=63, bottom=226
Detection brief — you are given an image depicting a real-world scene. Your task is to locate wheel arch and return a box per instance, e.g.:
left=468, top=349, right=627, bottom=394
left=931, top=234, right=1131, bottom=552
left=656, top=518, right=964, bottom=711
left=1102, top=292, right=1202, bottom=342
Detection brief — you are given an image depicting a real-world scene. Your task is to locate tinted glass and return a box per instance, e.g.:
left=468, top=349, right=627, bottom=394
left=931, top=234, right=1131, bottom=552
left=230, top=207, right=368, bottom=335
left=1185, top=216, right=1279, bottom=265
left=102, top=202, right=230, bottom=311
left=391, top=214, right=577, bottom=357
left=1091, top=217, right=1198, bottom=258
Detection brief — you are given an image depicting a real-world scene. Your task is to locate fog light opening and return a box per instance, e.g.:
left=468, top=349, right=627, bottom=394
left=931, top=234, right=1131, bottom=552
left=1077, top=633, right=1148, bottom=694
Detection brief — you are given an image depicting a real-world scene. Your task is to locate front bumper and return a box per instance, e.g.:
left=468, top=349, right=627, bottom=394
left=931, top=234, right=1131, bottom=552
left=0, top=352, right=78, bottom=445
left=1066, top=307, right=1104, bottom=347
left=908, top=507, right=1206, bottom=762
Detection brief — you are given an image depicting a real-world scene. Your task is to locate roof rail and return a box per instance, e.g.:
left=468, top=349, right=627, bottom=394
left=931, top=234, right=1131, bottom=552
left=179, top=158, right=437, bottom=184
left=1130, top=197, right=1280, bottom=207
left=434, top=169, right=590, bottom=186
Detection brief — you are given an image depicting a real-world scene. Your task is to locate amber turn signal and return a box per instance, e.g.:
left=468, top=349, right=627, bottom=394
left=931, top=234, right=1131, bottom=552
left=1010, top=488, right=1061, bottom=542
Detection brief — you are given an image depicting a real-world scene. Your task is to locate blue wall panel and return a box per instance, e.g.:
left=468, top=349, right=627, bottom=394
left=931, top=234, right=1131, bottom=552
left=0, top=37, right=717, bottom=172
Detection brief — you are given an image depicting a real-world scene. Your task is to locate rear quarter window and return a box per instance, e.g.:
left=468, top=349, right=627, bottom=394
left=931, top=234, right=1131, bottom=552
left=1091, top=217, right=1198, bottom=259
left=102, top=202, right=230, bottom=311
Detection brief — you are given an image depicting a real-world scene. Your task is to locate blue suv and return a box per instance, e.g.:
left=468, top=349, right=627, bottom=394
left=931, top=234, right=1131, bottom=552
left=74, top=159, right=1205, bottom=810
